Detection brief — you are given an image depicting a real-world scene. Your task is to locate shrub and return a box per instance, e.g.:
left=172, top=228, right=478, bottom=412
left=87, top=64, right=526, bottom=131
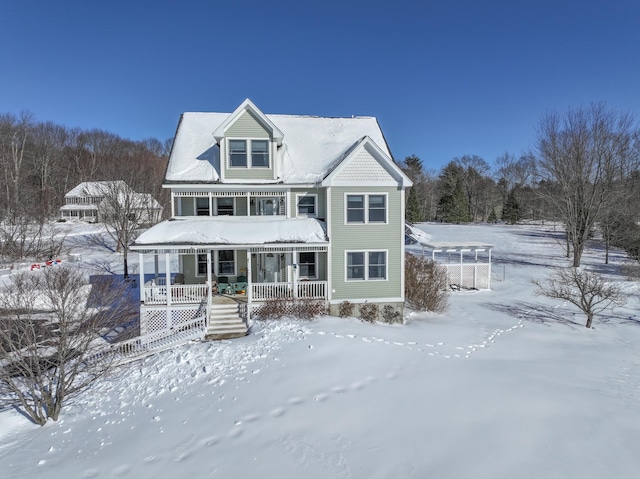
left=359, top=302, right=379, bottom=323
left=255, top=298, right=328, bottom=321
left=381, top=305, right=402, bottom=324
left=254, top=297, right=288, bottom=320
left=405, top=254, right=449, bottom=312
left=338, top=300, right=354, bottom=318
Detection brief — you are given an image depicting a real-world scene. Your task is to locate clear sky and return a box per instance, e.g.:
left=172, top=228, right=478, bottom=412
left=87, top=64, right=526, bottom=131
left=2, top=0, right=639, bottom=171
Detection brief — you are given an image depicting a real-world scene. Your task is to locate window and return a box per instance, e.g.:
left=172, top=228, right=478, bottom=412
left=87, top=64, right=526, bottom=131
left=251, top=140, right=269, bottom=167
left=346, top=251, right=387, bottom=281
left=197, top=254, right=208, bottom=275
left=298, top=252, right=316, bottom=278
left=368, top=251, right=386, bottom=279
left=196, top=251, right=236, bottom=276
left=346, top=195, right=365, bottom=223
left=347, top=252, right=365, bottom=280
left=229, top=140, right=247, bottom=167
left=218, top=250, right=235, bottom=275
left=368, top=195, right=386, bottom=223
left=297, top=194, right=317, bottom=217
left=229, top=139, right=270, bottom=168
left=196, top=197, right=210, bottom=216
left=346, top=194, right=387, bottom=224
left=216, top=197, right=234, bottom=216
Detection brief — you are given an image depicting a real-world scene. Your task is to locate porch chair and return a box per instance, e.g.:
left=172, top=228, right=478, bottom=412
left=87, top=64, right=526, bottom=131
left=217, top=276, right=232, bottom=295
left=236, top=275, right=248, bottom=294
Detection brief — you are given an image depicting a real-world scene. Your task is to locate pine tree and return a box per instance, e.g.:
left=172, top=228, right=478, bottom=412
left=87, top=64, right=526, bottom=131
left=502, top=189, right=521, bottom=224
left=405, top=186, right=421, bottom=223
left=437, top=162, right=470, bottom=223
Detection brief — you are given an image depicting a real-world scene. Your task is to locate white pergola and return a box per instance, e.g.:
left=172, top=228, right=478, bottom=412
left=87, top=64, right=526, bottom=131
left=419, top=241, right=494, bottom=290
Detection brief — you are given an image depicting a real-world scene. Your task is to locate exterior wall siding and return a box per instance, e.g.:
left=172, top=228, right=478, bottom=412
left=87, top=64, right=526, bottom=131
left=225, top=111, right=271, bottom=138
left=224, top=111, right=275, bottom=181
left=329, top=186, right=403, bottom=301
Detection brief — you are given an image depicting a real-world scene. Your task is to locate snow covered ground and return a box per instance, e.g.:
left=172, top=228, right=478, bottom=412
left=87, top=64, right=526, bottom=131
left=1, top=222, right=639, bottom=478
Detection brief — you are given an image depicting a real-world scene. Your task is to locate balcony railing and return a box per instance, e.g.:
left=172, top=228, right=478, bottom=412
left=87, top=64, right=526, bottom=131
left=144, top=284, right=208, bottom=305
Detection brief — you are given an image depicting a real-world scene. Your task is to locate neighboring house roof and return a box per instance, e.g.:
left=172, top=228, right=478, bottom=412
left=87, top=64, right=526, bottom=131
left=59, top=204, right=99, bottom=211
left=165, top=108, right=394, bottom=185
left=133, top=217, right=327, bottom=248
left=64, top=181, right=128, bottom=198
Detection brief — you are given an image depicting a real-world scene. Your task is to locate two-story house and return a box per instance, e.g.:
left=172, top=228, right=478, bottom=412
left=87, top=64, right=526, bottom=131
left=131, top=99, right=412, bottom=340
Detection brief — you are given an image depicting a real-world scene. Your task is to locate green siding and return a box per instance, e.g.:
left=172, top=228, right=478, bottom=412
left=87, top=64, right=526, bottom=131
left=226, top=167, right=274, bottom=181
left=226, top=111, right=270, bottom=138
left=235, top=196, right=248, bottom=216
left=180, top=197, right=194, bottom=216
left=330, top=186, right=403, bottom=301
left=223, top=111, right=275, bottom=181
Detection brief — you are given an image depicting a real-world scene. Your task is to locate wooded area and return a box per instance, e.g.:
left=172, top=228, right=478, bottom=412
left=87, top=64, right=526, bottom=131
left=0, top=111, right=169, bottom=263
left=402, top=103, right=640, bottom=267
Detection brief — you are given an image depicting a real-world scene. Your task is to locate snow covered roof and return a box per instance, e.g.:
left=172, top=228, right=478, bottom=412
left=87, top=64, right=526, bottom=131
left=164, top=110, right=392, bottom=184
left=132, top=216, right=327, bottom=249
left=65, top=181, right=128, bottom=198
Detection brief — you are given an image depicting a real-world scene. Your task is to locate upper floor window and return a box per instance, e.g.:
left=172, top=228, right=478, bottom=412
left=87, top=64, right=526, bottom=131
left=196, top=197, right=210, bottom=216
left=345, top=194, right=387, bottom=224
left=251, top=140, right=269, bottom=167
left=216, top=197, right=234, bottom=216
left=229, top=140, right=247, bottom=167
left=297, top=194, right=317, bottom=217
left=229, top=139, right=270, bottom=168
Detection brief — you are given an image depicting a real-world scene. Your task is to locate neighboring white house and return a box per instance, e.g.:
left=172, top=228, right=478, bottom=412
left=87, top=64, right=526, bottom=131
left=59, top=181, right=163, bottom=224
left=130, top=99, right=412, bottom=339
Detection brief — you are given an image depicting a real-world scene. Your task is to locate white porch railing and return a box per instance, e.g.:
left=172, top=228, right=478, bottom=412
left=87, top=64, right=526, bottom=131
left=144, top=284, right=208, bottom=305
left=252, top=281, right=327, bottom=301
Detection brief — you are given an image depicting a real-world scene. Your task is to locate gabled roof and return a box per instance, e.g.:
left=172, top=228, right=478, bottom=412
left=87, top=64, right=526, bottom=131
left=64, top=181, right=128, bottom=198
left=212, top=98, right=284, bottom=146
left=164, top=102, right=396, bottom=185
left=321, top=136, right=412, bottom=188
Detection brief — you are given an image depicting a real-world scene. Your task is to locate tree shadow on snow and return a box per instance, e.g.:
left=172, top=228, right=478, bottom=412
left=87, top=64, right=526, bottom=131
left=487, top=301, right=584, bottom=330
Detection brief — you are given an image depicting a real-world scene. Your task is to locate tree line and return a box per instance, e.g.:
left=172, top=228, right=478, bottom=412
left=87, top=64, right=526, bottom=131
left=402, top=102, right=640, bottom=268
left=0, top=111, right=170, bottom=262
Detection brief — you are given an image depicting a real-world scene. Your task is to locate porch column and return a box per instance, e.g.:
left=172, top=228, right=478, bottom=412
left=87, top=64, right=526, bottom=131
left=208, top=194, right=213, bottom=217
left=138, top=252, right=145, bottom=303
left=488, top=249, right=492, bottom=290
left=292, top=248, right=298, bottom=299
left=246, top=250, right=252, bottom=322
left=154, top=254, right=159, bottom=281
left=165, top=252, right=172, bottom=308
left=170, top=191, right=175, bottom=217
left=206, top=250, right=212, bottom=326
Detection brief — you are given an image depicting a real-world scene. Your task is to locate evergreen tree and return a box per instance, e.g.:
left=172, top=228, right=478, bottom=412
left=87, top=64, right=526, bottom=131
left=487, top=208, right=498, bottom=223
left=405, top=186, right=421, bottom=223
left=502, top=189, right=521, bottom=224
left=437, top=162, right=470, bottom=223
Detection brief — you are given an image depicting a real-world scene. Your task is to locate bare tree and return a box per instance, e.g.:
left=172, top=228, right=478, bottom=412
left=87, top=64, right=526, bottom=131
left=99, top=181, right=162, bottom=278
left=0, top=267, right=137, bottom=425
left=535, top=103, right=640, bottom=266
left=533, top=268, right=627, bottom=328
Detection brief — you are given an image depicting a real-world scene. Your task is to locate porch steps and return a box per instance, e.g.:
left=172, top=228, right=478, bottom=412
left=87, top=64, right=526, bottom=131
left=205, top=303, right=248, bottom=340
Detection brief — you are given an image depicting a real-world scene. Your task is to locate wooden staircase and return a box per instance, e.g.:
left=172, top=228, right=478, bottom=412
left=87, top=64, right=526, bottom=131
left=205, top=302, right=248, bottom=340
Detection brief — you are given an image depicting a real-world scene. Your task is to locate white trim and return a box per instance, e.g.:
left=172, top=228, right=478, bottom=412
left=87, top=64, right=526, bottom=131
left=212, top=98, right=284, bottom=146
left=344, top=192, right=388, bottom=225
left=344, top=249, right=389, bottom=282
left=227, top=137, right=272, bottom=169
left=295, top=193, right=318, bottom=218
left=195, top=250, right=238, bottom=278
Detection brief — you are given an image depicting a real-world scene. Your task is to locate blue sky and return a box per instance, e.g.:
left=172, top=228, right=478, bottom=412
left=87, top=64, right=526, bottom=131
left=2, top=0, right=639, bottom=171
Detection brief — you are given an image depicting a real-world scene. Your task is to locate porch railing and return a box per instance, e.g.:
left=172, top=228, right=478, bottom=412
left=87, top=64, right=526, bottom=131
left=144, top=284, right=208, bottom=305
left=251, top=281, right=327, bottom=301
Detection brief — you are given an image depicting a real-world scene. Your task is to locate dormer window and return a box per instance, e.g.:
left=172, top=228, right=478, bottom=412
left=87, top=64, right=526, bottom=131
left=228, top=139, right=270, bottom=168
left=229, top=140, right=247, bottom=167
